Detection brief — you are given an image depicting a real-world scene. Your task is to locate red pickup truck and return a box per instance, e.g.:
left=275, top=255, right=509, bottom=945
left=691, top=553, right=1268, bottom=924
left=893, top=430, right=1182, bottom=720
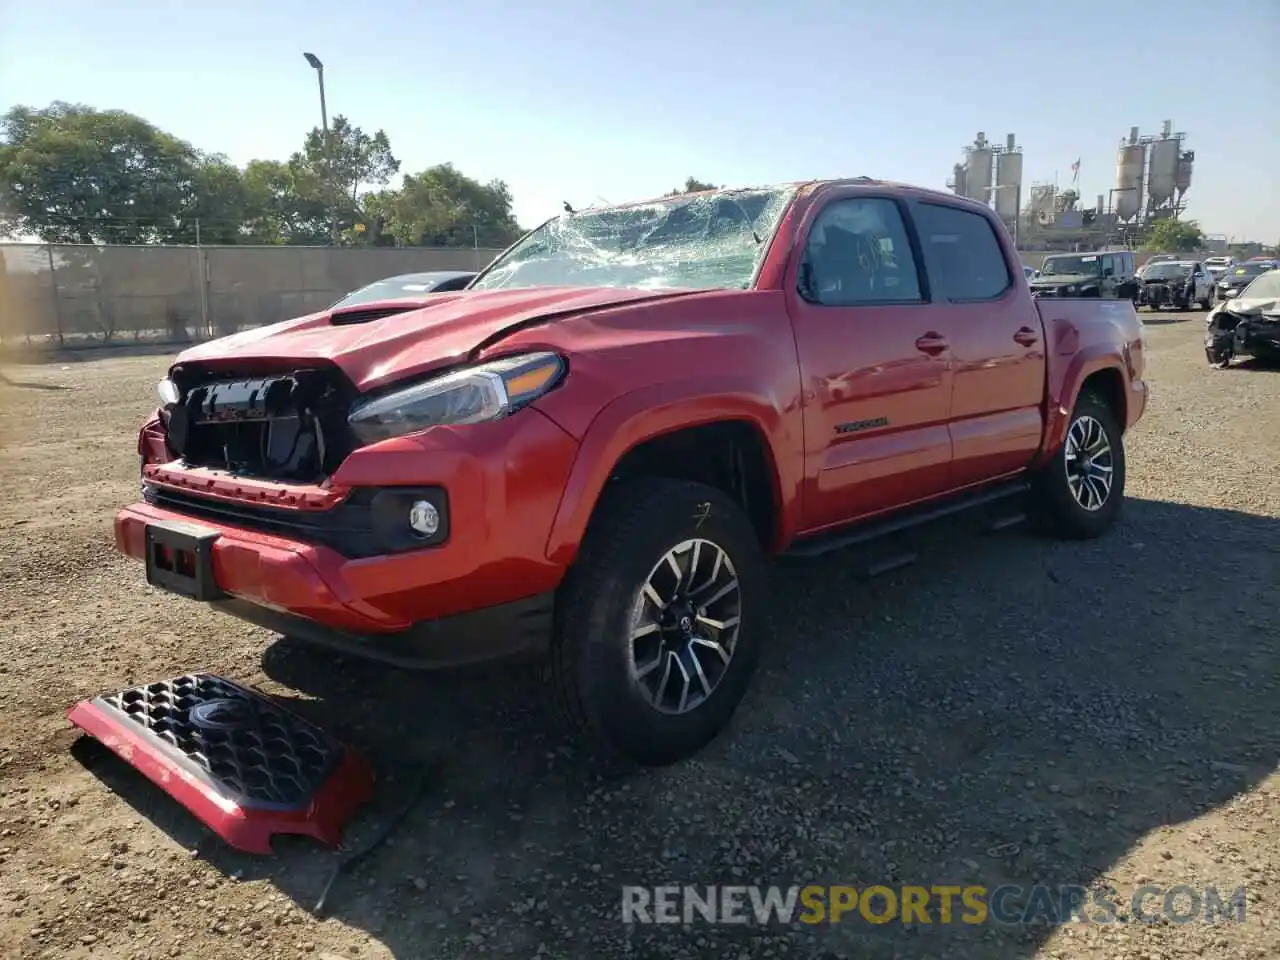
left=118, top=178, right=1147, bottom=766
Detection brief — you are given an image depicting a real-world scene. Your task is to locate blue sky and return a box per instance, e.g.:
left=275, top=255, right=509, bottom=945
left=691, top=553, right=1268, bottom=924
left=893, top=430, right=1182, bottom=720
left=2, top=0, right=1277, bottom=241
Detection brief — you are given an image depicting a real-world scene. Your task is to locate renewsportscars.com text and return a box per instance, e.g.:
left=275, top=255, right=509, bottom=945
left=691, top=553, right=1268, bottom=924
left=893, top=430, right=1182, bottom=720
left=621, top=884, right=1247, bottom=926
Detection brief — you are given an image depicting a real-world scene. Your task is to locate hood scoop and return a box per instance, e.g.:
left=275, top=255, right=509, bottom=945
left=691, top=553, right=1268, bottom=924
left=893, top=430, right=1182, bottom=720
left=329, top=304, right=422, bottom=326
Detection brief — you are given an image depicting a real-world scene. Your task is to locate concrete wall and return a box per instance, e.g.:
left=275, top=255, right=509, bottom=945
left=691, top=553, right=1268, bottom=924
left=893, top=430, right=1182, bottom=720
left=0, top=243, right=505, bottom=347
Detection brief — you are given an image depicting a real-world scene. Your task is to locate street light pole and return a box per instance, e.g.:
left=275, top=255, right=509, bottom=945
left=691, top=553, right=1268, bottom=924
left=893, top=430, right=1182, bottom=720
left=303, top=52, right=338, bottom=244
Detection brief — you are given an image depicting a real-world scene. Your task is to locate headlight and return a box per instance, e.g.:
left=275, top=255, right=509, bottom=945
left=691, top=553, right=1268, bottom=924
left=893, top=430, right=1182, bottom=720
left=157, top=378, right=180, bottom=405
left=348, top=351, right=566, bottom=444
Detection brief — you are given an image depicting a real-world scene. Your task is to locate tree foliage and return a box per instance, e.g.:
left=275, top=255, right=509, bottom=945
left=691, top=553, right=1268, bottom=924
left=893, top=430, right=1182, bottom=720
left=0, top=102, right=201, bottom=243
left=667, top=177, right=719, bottom=196
left=0, top=101, right=523, bottom=248
left=1143, top=217, right=1204, bottom=253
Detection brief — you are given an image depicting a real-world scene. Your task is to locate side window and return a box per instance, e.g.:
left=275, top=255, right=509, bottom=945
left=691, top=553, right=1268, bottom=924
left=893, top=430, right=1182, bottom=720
left=914, top=202, right=1012, bottom=300
left=1121, top=253, right=1133, bottom=275
left=801, top=198, right=922, bottom=305
left=1100, top=254, right=1115, bottom=277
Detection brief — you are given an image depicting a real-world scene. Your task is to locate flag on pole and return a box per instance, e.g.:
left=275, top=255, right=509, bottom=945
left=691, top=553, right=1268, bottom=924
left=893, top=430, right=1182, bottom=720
left=1071, top=158, right=1081, bottom=183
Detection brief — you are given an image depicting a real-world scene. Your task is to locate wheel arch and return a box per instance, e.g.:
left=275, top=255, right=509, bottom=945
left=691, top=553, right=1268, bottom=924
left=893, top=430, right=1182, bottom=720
left=543, top=381, right=802, bottom=566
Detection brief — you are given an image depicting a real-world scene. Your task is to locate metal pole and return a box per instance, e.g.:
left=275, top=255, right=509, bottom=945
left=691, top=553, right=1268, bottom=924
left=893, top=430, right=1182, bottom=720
left=46, top=244, right=64, bottom=348
left=305, top=53, right=337, bottom=245
left=195, top=219, right=210, bottom=339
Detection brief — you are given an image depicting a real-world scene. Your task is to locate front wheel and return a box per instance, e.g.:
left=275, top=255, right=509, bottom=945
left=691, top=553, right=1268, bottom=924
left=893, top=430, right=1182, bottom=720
left=540, top=478, right=770, bottom=766
left=1032, top=390, right=1126, bottom=539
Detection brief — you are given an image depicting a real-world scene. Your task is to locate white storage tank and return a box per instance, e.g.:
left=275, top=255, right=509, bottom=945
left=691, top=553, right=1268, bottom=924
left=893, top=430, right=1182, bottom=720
left=1147, top=138, right=1180, bottom=205
left=964, top=133, right=992, bottom=204
left=994, top=150, right=1022, bottom=221
left=1114, top=140, right=1146, bottom=220
left=1175, top=151, right=1194, bottom=195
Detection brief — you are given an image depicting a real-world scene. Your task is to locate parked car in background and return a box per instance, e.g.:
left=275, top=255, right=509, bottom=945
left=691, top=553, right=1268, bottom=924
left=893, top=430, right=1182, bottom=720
left=1203, top=256, right=1235, bottom=280
left=118, top=178, right=1147, bottom=766
left=1136, top=254, right=1178, bottom=279
left=1022, top=264, right=1039, bottom=283
left=1205, top=263, right=1280, bottom=367
left=1136, top=260, right=1215, bottom=311
left=329, top=270, right=477, bottom=310
left=1030, top=250, right=1138, bottom=300
left=1216, top=260, right=1276, bottom=300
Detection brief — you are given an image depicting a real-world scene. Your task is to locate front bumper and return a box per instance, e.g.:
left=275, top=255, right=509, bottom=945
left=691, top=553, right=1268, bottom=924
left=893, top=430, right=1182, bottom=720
left=115, top=408, right=579, bottom=668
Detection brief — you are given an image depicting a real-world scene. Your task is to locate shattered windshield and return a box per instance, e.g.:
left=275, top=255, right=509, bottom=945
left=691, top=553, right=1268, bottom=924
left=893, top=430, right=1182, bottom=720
left=1040, top=255, right=1102, bottom=277
left=470, top=185, right=797, bottom=293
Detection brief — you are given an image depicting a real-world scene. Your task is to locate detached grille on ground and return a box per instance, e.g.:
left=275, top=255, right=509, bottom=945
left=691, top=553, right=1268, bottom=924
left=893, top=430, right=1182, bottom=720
left=102, top=674, right=336, bottom=808
left=68, top=673, right=374, bottom=854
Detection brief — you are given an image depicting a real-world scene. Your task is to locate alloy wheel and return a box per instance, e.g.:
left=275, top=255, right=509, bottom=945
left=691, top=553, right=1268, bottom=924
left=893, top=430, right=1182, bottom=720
left=1064, top=415, right=1114, bottom=512
left=628, top=538, right=742, bottom=715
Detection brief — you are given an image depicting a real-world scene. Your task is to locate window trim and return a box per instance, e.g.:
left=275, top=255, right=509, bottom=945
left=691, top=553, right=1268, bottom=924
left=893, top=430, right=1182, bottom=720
left=912, top=200, right=1015, bottom=304
left=795, top=194, right=931, bottom=308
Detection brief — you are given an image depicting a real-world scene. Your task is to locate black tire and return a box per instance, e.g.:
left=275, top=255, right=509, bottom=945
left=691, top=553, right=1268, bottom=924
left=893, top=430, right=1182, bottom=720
left=1032, top=389, right=1126, bottom=540
left=540, top=478, right=770, bottom=766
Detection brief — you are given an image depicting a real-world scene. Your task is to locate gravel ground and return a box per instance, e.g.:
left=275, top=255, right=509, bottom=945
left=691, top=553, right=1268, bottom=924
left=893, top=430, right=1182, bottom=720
left=0, top=312, right=1276, bottom=960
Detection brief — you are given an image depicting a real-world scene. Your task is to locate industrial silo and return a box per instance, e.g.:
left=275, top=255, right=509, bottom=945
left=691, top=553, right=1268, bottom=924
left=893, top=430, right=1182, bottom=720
left=993, top=134, right=1023, bottom=222
left=1175, top=150, right=1194, bottom=197
left=1114, top=128, right=1146, bottom=221
left=964, top=132, right=993, bottom=204
left=1147, top=137, right=1180, bottom=207
left=951, top=163, right=968, bottom=197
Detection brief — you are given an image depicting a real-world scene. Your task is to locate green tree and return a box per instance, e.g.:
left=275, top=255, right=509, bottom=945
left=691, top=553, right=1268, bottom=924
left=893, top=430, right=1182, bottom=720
left=1144, top=218, right=1204, bottom=253
left=0, top=102, right=200, bottom=243
left=666, top=177, right=719, bottom=196
left=166, top=154, right=251, bottom=245
left=239, top=159, right=331, bottom=245
left=380, top=163, right=523, bottom=248
left=298, top=115, right=399, bottom=222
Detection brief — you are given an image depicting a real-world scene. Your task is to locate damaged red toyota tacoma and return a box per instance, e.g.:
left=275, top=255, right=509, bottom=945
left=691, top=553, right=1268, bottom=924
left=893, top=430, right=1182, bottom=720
left=117, top=179, right=1147, bottom=766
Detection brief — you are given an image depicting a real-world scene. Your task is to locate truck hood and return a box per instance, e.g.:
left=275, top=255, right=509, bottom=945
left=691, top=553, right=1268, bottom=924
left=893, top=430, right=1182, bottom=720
left=173, top=286, right=697, bottom=391
left=1031, top=273, right=1096, bottom=287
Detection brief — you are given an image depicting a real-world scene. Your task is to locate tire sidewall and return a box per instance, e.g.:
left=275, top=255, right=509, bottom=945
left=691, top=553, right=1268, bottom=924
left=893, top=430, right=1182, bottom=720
left=1044, top=392, right=1126, bottom=537
left=572, top=483, right=769, bottom=764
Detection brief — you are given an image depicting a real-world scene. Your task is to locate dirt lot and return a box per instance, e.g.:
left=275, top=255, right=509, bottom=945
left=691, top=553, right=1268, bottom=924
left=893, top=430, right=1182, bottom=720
left=0, top=314, right=1276, bottom=960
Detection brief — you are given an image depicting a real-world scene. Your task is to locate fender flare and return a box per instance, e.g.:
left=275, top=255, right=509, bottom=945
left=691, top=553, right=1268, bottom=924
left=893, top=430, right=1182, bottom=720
left=1034, top=345, right=1128, bottom=468
left=543, top=378, right=801, bottom=565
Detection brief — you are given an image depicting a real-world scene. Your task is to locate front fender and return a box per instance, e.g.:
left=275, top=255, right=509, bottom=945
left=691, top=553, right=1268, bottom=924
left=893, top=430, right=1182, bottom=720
left=541, top=378, right=803, bottom=565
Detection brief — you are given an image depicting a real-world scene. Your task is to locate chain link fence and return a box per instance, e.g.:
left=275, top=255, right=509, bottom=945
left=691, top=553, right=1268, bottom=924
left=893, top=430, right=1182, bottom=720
left=0, top=242, right=505, bottom=350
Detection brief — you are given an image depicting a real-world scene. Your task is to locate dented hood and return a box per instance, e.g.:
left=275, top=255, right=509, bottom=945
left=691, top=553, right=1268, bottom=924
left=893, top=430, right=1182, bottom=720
left=1223, top=294, right=1280, bottom=318
left=173, top=286, right=692, bottom=391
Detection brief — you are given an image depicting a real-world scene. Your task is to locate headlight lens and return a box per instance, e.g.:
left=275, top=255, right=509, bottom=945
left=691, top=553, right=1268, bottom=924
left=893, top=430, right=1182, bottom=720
left=348, top=351, right=566, bottom=444
left=157, top=378, right=180, bottom=405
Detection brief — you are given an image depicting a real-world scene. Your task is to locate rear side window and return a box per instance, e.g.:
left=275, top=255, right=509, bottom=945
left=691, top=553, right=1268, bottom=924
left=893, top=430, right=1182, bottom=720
left=915, top=203, right=1012, bottom=300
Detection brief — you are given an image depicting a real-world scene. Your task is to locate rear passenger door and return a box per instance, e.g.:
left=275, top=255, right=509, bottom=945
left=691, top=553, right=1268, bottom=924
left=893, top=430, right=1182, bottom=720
left=910, top=201, right=1047, bottom=488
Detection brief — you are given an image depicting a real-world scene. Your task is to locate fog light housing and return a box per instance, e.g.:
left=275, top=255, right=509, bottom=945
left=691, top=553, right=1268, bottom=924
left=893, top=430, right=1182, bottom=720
left=408, top=500, right=440, bottom=538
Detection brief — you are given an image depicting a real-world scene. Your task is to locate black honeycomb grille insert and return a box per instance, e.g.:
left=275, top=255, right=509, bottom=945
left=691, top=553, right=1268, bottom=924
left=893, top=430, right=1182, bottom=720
left=98, top=674, right=341, bottom=810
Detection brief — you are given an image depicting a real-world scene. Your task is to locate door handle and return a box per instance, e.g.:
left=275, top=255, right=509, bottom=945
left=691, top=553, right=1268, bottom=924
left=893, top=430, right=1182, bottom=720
left=915, top=332, right=949, bottom=355
left=1013, top=326, right=1039, bottom=347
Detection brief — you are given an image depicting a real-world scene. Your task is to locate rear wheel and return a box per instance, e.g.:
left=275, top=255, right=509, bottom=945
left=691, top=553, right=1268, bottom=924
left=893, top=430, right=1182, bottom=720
left=1032, top=390, right=1126, bottom=539
left=540, top=479, right=770, bottom=766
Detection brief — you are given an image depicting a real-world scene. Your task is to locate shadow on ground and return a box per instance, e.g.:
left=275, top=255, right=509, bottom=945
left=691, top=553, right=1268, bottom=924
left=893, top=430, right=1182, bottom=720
left=72, top=496, right=1278, bottom=959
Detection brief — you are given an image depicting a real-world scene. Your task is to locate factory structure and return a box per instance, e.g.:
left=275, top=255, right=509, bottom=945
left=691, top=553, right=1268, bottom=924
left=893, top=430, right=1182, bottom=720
left=946, top=121, right=1195, bottom=251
